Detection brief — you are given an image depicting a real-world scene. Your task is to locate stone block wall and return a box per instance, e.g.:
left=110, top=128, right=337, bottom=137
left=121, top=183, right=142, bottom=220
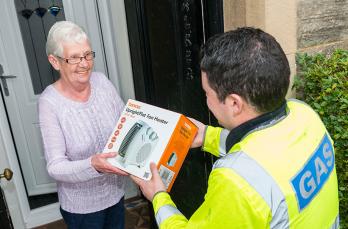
left=297, top=0, right=348, bottom=54
left=223, top=0, right=348, bottom=96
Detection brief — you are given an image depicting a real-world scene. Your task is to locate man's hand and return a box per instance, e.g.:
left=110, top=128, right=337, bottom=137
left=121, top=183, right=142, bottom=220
left=188, top=117, right=206, bottom=148
left=131, top=162, right=166, bottom=201
left=91, top=152, right=128, bottom=175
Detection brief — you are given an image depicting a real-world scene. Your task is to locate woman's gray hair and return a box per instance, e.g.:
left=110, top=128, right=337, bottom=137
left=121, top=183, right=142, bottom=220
left=46, top=21, right=89, bottom=57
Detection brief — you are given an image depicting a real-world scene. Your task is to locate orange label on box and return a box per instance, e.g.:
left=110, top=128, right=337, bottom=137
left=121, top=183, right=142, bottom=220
left=157, top=116, right=196, bottom=191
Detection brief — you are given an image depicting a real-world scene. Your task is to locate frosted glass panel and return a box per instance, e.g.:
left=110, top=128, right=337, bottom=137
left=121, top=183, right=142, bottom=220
left=14, top=0, right=65, bottom=94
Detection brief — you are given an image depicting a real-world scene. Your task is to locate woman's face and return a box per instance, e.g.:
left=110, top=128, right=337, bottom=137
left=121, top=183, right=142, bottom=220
left=58, top=39, right=94, bottom=87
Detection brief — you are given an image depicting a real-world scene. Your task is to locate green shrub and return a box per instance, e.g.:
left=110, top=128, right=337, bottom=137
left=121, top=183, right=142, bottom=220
left=293, top=49, right=348, bottom=228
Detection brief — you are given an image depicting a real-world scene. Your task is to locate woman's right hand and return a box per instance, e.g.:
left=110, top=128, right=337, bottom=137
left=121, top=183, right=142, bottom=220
left=91, top=152, right=129, bottom=175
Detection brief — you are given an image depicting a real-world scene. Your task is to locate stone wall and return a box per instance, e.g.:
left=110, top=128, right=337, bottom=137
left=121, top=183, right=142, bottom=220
left=297, top=0, right=348, bottom=54
left=223, top=0, right=297, bottom=97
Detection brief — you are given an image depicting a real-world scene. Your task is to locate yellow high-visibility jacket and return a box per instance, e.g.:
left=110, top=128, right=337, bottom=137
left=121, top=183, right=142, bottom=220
left=152, top=99, right=339, bottom=228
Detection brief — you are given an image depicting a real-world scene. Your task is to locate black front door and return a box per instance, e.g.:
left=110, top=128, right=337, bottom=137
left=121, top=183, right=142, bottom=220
left=0, top=187, right=13, bottom=229
left=124, top=0, right=223, bottom=220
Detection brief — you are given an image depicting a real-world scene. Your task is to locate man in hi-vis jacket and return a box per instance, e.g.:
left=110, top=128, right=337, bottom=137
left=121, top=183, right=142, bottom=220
left=131, top=27, right=340, bottom=229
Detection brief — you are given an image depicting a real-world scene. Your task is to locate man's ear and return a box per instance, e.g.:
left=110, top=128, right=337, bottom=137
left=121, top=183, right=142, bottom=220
left=225, top=94, right=244, bottom=116
left=48, top=54, right=60, bottom=71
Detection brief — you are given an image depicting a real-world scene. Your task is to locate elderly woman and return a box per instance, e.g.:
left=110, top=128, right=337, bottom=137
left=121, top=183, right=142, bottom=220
left=39, top=21, right=127, bottom=229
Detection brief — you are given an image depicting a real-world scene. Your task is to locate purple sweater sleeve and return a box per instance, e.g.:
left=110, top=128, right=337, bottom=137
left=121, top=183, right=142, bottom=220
left=39, top=98, right=101, bottom=183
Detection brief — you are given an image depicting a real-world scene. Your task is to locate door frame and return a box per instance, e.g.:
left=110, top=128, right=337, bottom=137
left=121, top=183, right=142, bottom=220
left=0, top=0, right=135, bottom=227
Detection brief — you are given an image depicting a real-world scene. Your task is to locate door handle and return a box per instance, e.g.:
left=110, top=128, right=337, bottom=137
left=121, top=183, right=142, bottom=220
left=0, top=168, right=13, bottom=181
left=0, top=64, right=17, bottom=96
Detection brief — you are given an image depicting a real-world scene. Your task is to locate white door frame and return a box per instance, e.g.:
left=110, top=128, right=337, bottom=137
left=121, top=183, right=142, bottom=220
left=0, top=0, right=136, bottom=227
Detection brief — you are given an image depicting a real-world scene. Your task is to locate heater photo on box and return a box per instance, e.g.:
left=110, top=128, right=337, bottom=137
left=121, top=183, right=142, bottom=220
left=117, top=120, right=159, bottom=169
left=102, top=99, right=197, bottom=191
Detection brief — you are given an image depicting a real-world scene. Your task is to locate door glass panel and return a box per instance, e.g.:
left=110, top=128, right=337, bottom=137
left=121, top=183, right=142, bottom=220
left=14, top=0, right=65, bottom=95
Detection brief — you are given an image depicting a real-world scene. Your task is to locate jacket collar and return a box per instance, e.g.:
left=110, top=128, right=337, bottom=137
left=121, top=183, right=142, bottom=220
left=225, top=102, right=288, bottom=151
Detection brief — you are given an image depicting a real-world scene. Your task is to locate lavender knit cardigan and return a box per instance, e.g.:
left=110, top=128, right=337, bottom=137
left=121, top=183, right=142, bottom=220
left=39, top=72, right=125, bottom=213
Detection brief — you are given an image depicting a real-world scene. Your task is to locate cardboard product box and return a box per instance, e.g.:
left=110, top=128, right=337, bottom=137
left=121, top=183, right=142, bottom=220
left=103, top=99, right=198, bottom=191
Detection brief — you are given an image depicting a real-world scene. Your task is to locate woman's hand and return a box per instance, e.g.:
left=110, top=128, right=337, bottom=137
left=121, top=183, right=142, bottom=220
left=131, top=162, right=166, bottom=201
left=91, top=152, right=128, bottom=175
left=188, top=117, right=206, bottom=148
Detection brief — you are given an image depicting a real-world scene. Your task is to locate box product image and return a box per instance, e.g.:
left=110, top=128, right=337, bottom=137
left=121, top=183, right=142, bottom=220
left=103, top=99, right=198, bottom=191
left=118, top=120, right=159, bottom=168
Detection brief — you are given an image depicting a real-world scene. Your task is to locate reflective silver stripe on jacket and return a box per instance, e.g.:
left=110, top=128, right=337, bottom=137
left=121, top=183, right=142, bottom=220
left=213, top=152, right=290, bottom=229
left=218, top=129, right=229, bottom=157
left=155, top=204, right=184, bottom=226
left=330, top=215, right=339, bottom=229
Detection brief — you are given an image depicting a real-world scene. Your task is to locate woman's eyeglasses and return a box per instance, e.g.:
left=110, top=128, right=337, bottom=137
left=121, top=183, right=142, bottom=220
left=56, top=51, right=95, bottom=64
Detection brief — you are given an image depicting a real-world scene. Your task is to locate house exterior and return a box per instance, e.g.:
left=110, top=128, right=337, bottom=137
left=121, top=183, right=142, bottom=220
left=0, top=0, right=347, bottom=228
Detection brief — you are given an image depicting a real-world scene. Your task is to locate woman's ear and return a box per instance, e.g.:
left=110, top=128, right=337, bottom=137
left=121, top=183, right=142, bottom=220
left=225, top=94, right=244, bottom=116
left=48, top=54, right=60, bottom=71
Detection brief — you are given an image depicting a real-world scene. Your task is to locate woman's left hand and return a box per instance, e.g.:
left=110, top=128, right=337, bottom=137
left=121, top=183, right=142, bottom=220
left=91, top=152, right=129, bottom=175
